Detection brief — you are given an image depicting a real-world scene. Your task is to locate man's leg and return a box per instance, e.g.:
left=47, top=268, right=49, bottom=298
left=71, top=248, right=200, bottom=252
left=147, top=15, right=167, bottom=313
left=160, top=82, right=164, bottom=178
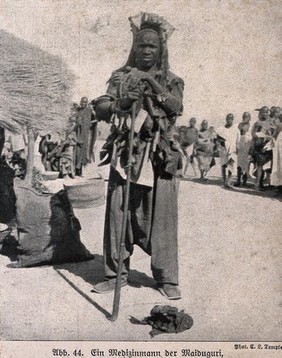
left=183, top=156, right=189, bottom=177
left=255, top=166, right=264, bottom=190
left=222, top=165, right=227, bottom=185
left=75, top=144, right=83, bottom=176
left=242, top=172, right=248, bottom=186
left=92, top=169, right=131, bottom=293
left=191, top=160, right=197, bottom=177
left=225, top=170, right=233, bottom=188
left=234, top=166, right=242, bottom=187
left=150, top=175, right=181, bottom=299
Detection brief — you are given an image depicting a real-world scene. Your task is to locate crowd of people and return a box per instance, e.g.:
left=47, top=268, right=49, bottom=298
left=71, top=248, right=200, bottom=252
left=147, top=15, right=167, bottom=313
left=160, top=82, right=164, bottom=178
left=0, top=97, right=98, bottom=180
left=1, top=97, right=281, bottom=196
left=178, top=106, right=282, bottom=192
left=38, top=96, right=98, bottom=179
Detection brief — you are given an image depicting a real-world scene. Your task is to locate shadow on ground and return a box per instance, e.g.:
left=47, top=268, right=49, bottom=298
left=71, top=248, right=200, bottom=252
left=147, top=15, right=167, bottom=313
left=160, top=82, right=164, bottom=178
left=53, top=255, right=158, bottom=319
left=53, top=255, right=111, bottom=318
left=0, top=235, right=19, bottom=262
left=180, top=176, right=282, bottom=201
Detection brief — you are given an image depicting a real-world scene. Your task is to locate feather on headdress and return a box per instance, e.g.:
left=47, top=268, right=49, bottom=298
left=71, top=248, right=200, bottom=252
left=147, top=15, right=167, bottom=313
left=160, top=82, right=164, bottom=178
left=129, top=12, right=175, bottom=40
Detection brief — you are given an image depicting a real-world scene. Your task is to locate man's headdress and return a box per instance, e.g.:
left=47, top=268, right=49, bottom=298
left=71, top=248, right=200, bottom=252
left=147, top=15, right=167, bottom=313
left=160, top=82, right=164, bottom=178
left=129, top=12, right=175, bottom=39
left=122, top=12, right=175, bottom=85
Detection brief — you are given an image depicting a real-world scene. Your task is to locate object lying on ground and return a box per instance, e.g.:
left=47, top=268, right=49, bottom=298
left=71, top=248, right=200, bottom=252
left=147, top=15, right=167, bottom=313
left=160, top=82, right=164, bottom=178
left=130, top=305, right=193, bottom=337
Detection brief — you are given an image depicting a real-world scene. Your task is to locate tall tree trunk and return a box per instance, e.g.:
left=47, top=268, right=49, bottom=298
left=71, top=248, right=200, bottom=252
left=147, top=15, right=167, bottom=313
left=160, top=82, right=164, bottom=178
left=25, top=125, right=36, bottom=184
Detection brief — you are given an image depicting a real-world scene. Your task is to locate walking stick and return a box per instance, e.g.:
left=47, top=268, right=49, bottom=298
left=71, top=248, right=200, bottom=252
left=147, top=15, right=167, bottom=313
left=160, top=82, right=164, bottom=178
left=110, top=101, right=137, bottom=322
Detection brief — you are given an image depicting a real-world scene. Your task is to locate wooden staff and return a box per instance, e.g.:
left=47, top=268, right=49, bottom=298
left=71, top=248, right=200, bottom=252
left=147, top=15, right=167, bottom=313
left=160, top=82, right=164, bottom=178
left=110, top=101, right=137, bottom=322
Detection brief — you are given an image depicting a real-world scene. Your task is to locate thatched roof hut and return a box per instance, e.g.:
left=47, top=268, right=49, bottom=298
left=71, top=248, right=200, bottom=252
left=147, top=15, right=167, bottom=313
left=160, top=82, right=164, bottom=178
left=0, top=29, right=75, bottom=137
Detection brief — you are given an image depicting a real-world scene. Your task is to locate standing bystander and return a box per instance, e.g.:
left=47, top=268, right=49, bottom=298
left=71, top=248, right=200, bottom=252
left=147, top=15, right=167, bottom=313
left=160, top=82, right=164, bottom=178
left=74, top=97, right=96, bottom=176
left=216, top=113, right=240, bottom=188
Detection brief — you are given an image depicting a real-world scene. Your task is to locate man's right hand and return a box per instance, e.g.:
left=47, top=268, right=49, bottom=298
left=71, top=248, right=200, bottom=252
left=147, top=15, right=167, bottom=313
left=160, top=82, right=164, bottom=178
left=119, top=91, right=140, bottom=110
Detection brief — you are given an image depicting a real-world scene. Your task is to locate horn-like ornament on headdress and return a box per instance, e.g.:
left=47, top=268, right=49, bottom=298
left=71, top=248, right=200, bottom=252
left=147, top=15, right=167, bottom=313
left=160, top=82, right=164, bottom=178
left=128, top=12, right=175, bottom=39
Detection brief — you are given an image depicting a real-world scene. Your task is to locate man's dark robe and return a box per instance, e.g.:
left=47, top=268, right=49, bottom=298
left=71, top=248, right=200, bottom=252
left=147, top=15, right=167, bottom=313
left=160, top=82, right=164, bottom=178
left=96, top=69, right=184, bottom=285
left=75, top=107, right=95, bottom=170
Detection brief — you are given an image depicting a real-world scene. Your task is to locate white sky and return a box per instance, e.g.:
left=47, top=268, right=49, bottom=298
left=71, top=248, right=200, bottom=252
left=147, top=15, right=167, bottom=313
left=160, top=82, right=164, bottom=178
left=0, top=0, right=281, bottom=127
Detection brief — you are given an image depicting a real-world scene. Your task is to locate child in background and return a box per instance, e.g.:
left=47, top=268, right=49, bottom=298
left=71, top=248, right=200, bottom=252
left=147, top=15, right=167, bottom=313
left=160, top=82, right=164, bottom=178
left=235, top=112, right=252, bottom=186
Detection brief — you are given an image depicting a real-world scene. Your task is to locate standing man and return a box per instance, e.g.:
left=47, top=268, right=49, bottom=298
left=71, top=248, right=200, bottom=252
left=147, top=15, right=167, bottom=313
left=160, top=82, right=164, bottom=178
left=75, top=96, right=96, bottom=176
left=251, top=106, right=274, bottom=190
left=92, top=12, right=184, bottom=299
left=234, top=112, right=252, bottom=187
left=216, top=113, right=239, bottom=188
left=179, top=117, right=198, bottom=177
left=194, top=120, right=215, bottom=180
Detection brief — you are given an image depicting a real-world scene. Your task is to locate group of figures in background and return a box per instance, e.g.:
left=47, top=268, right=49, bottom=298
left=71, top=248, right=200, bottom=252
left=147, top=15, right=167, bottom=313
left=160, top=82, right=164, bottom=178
left=1, top=102, right=281, bottom=194
left=0, top=97, right=98, bottom=181
left=178, top=105, right=282, bottom=191
left=0, top=126, right=27, bottom=179
left=39, top=97, right=98, bottom=179
left=1, top=100, right=281, bottom=194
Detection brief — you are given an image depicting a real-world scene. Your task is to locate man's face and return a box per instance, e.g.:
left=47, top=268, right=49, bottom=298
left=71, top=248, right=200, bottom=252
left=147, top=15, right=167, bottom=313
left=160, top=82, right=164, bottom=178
left=226, top=114, right=234, bottom=127
left=134, top=30, right=160, bottom=70
left=201, top=120, right=208, bottom=130
left=242, top=114, right=250, bottom=124
left=190, top=118, right=196, bottom=127
left=274, top=107, right=282, bottom=118
left=80, top=97, right=88, bottom=108
left=260, top=107, right=269, bottom=120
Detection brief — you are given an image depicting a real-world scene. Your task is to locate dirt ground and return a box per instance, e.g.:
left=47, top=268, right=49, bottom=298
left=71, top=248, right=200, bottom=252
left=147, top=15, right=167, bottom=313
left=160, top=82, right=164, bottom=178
left=0, top=159, right=281, bottom=342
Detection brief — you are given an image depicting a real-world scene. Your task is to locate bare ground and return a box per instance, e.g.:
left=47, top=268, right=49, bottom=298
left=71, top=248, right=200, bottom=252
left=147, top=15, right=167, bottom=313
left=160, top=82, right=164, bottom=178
left=0, top=166, right=281, bottom=341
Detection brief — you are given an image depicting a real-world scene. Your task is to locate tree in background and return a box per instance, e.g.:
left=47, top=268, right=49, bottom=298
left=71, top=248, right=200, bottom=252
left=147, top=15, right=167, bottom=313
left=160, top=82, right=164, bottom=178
left=0, top=30, right=75, bottom=183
